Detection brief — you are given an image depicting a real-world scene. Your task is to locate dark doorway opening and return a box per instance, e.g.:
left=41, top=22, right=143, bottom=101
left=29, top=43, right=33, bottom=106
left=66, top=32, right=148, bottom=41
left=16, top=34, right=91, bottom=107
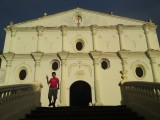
left=70, top=81, right=92, bottom=106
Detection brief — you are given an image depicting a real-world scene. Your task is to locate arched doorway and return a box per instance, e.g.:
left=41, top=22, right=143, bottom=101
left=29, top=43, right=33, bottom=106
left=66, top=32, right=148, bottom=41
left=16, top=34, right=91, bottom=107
left=70, top=80, right=92, bottom=106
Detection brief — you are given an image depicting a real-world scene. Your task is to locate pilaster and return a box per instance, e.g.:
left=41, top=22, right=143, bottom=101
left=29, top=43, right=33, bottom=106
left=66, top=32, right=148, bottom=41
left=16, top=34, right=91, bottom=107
left=3, top=52, right=15, bottom=84
left=60, top=25, right=68, bottom=51
left=31, top=52, right=44, bottom=82
left=90, top=51, right=103, bottom=106
left=58, top=51, right=69, bottom=106
left=116, top=24, right=124, bottom=50
left=90, top=25, right=97, bottom=51
left=118, top=50, right=130, bottom=84
left=143, top=23, right=157, bottom=50
left=9, top=23, right=17, bottom=52
left=146, top=50, right=160, bottom=82
left=36, top=26, right=44, bottom=52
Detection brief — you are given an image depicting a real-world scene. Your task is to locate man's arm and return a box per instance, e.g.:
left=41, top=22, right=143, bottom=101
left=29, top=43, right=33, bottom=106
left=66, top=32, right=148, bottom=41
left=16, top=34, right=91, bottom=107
left=46, top=75, right=49, bottom=85
left=58, top=79, right=60, bottom=89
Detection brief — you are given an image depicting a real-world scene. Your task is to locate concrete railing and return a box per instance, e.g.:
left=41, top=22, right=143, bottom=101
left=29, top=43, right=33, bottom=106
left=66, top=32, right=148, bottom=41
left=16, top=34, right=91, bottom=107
left=0, top=84, right=42, bottom=120
left=120, top=81, right=160, bottom=120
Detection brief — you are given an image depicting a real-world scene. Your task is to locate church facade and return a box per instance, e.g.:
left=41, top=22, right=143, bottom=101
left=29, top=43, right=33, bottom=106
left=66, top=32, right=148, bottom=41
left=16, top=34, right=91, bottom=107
left=0, top=8, right=160, bottom=106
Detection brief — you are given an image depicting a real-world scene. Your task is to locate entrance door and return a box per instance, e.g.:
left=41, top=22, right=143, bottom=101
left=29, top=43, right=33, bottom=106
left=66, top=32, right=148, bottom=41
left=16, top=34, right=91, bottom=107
left=70, top=81, right=92, bottom=106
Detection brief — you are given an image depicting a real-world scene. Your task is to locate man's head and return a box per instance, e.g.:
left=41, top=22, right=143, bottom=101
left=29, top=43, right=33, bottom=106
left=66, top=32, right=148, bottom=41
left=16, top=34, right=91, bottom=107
left=52, top=72, right=56, bottom=77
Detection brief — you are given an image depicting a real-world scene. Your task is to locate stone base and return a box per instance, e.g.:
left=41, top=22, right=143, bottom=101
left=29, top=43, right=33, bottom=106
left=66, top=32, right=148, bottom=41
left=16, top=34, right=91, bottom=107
left=58, top=102, right=67, bottom=107
left=94, top=102, right=103, bottom=106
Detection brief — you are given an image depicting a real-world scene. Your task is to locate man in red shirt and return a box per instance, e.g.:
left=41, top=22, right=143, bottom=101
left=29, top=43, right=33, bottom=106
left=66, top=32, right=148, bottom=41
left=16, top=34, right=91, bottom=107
left=46, top=72, right=59, bottom=107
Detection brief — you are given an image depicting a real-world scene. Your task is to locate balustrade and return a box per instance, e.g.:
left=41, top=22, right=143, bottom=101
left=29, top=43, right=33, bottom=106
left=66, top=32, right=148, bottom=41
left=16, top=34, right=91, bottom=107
left=0, top=84, right=42, bottom=120
left=122, top=81, right=160, bottom=101
left=120, top=81, right=160, bottom=120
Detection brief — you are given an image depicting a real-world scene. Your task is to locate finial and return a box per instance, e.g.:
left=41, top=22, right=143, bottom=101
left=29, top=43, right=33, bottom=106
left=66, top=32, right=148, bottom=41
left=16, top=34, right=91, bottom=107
left=110, top=11, right=114, bottom=15
left=148, top=18, right=152, bottom=23
left=44, top=12, right=48, bottom=16
left=10, top=21, right=14, bottom=26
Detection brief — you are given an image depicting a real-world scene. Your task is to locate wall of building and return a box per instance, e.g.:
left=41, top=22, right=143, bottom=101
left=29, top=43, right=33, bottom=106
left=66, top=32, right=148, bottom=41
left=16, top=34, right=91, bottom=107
left=1, top=8, right=160, bottom=106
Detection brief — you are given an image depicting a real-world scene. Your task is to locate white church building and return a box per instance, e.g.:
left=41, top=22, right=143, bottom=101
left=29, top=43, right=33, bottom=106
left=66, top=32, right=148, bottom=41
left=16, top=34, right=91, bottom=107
left=0, top=8, right=160, bottom=107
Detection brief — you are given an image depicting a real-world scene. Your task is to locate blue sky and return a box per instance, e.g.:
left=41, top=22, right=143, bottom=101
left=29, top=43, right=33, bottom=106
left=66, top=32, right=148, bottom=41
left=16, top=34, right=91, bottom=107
left=0, top=0, right=160, bottom=52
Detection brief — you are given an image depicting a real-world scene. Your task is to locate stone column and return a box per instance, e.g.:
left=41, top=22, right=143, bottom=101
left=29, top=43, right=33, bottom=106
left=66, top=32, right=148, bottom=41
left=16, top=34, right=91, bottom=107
left=60, top=25, right=68, bottom=51
left=90, top=51, right=102, bottom=106
left=58, top=51, right=69, bottom=106
left=31, top=52, right=43, bottom=83
left=146, top=50, right=160, bottom=82
left=116, top=24, right=124, bottom=50
left=143, top=23, right=157, bottom=50
left=3, top=52, right=15, bottom=84
left=118, top=51, right=129, bottom=84
left=90, top=25, right=97, bottom=51
left=36, top=26, right=44, bottom=52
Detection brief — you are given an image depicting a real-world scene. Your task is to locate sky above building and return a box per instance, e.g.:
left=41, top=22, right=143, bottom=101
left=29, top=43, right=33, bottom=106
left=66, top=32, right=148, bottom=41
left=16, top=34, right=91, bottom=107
left=0, top=0, right=160, bottom=52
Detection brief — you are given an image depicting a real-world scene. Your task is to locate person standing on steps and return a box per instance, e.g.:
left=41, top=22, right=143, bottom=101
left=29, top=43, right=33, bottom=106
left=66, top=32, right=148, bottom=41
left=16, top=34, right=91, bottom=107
left=46, top=72, right=60, bottom=107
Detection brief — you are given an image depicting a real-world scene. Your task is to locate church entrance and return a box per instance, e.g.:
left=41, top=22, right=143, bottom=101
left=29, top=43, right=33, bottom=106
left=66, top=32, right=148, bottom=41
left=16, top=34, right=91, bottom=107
left=70, top=81, right=92, bottom=106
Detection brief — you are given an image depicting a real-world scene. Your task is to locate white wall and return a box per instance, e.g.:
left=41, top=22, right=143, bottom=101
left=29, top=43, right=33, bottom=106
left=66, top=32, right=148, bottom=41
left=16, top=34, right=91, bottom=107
left=1, top=8, right=159, bottom=106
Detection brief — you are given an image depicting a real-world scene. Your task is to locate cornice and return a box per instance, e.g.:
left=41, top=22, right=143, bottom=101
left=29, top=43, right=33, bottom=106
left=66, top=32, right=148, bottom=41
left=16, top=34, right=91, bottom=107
left=146, top=50, right=160, bottom=58
left=4, top=25, right=148, bottom=32
left=2, top=52, right=152, bottom=61
left=14, top=54, right=33, bottom=59
left=68, top=53, right=90, bottom=59
left=118, top=51, right=147, bottom=59
left=100, top=52, right=118, bottom=58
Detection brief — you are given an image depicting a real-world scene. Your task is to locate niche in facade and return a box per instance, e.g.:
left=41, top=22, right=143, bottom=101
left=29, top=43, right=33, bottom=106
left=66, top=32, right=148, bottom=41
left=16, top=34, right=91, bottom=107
left=19, top=69, right=27, bottom=80
left=135, top=66, right=144, bottom=78
left=101, top=59, right=110, bottom=70
left=51, top=60, right=60, bottom=71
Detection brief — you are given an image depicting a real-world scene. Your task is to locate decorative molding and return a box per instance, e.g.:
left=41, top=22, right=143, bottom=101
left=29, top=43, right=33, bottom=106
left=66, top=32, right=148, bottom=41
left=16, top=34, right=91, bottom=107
left=100, top=52, right=118, bottom=58
left=35, top=26, right=44, bottom=36
left=117, top=50, right=130, bottom=59
left=58, top=51, right=69, bottom=60
left=60, top=25, right=68, bottom=36
left=89, top=51, right=102, bottom=59
left=14, top=63, right=32, bottom=83
left=142, top=23, right=157, bottom=31
left=14, top=54, right=33, bottom=59
left=68, top=53, right=90, bottom=59
left=73, top=11, right=84, bottom=27
left=130, top=60, right=149, bottom=70
left=146, top=50, right=160, bottom=58
left=3, top=52, right=15, bottom=61
left=72, top=35, right=87, bottom=52
left=118, top=51, right=147, bottom=59
left=68, top=61, right=92, bottom=77
left=31, top=52, right=44, bottom=61
left=4, top=25, right=148, bottom=32
left=68, top=63, right=77, bottom=77
left=75, top=70, right=85, bottom=78
left=130, top=60, right=148, bottom=80
left=90, top=25, right=98, bottom=35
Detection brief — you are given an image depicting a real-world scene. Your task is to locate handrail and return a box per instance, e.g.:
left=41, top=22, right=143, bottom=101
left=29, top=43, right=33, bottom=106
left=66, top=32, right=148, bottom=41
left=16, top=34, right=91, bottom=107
left=120, top=81, right=160, bottom=120
left=0, top=83, right=42, bottom=120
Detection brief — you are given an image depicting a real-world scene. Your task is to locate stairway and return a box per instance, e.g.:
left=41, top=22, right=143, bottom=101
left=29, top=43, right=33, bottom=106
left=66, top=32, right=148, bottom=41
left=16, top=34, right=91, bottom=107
left=20, top=105, right=145, bottom=120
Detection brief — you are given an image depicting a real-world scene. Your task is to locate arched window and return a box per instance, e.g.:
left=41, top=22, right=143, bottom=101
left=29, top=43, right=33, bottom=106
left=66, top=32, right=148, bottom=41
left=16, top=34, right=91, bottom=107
left=52, top=61, right=59, bottom=71
left=101, top=59, right=110, bottom=70
left=76, top=41, right=83, bottom=51
left=19, top=69, right=27, bottom=80
left=74, top=39, right=85, bottom=52
left=135, top=66, right=144, bottom=78
left=51, top=60, right=60, bottom=71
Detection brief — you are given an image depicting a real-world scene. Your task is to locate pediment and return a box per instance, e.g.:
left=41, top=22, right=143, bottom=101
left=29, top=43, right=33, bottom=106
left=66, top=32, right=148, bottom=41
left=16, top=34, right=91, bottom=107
left=14, top=8, right=148, bottom=27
